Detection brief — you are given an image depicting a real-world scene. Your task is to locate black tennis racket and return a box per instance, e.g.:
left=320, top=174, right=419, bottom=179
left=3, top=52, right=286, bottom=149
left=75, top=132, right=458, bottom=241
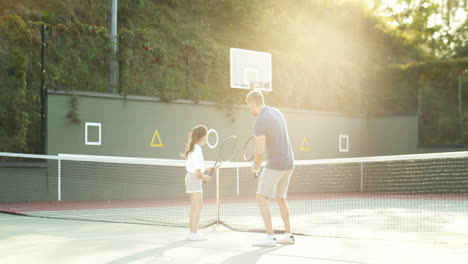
left=242, top=135, right=255, bottom=164
left=242, top=135, right=260, bottom=178
left=209, top=135, right=239, bottom=176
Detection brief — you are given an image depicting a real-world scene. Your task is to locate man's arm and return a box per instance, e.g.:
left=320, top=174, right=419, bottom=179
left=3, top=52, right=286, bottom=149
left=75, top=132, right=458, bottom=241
left=252, top=135, right=265, bottom=173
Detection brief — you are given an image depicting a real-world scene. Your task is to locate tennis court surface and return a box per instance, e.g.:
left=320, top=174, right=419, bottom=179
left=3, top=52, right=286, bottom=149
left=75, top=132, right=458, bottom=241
left=1, top=151, right=468, bottom=263
left=1, top=213, right=468, bottom=264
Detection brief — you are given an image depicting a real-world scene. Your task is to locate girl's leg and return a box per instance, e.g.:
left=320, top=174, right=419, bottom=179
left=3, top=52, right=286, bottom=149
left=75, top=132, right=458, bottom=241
left=195, top=194, right=203, bottom=229
left=189, top=192, right=203, bottom=233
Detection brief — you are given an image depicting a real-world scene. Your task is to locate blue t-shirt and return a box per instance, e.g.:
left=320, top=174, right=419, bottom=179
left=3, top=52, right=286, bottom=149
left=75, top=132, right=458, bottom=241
left=255, top=106, right=294, bottom=170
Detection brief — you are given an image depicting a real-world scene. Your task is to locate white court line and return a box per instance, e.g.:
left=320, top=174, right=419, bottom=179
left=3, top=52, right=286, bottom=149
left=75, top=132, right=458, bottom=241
left=0, top=230, right=187, bottom=246
left=0, top=205, right=193, bottom=221
left=0, top=216, right=38, bottom=220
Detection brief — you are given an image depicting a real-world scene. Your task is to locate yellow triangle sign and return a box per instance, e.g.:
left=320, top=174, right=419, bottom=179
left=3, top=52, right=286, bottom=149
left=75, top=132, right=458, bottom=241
left=300, top=137, right=310, bottom=152
left=149, top=129, right=164, bottom=147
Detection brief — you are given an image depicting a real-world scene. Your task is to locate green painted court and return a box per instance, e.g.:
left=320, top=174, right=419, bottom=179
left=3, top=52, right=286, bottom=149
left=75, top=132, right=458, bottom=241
left=1, top=213, right=468, bottom=264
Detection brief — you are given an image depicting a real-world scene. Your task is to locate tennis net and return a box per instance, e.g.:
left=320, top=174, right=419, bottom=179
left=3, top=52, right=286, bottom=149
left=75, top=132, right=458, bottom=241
left=1, top=151, right=467, bottom=244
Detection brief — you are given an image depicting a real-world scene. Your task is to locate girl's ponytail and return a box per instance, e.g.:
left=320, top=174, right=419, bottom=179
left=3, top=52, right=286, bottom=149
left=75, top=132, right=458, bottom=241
left=181, top=125, right=208, bottom=158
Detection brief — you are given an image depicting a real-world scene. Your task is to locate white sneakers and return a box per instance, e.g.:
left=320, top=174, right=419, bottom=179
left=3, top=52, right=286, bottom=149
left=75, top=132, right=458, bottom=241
left=187, top=231, right=295, bottom=245
left=187, top=232, right=207, bottom=241
left=277, top=233, right=295, bottom=244
left=253, top=233, right=295, bottom=247
left=253, top=235, right=277, bottom=247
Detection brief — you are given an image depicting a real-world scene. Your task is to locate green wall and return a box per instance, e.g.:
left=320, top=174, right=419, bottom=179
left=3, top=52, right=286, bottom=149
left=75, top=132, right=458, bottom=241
left=0, top=161, right=58, bottom=202
left=367, top=115, right=419, bottom=156
left=47, top=91, right=397, bottom=160
left=3, top=92, right=467, bottom=206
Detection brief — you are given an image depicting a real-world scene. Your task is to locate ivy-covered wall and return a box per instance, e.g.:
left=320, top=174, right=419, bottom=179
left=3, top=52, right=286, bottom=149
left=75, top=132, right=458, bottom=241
left=1, top=0, right=467, bottom=154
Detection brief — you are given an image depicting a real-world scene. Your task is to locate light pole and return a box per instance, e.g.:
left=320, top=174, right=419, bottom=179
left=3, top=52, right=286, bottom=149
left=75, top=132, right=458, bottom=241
left=110, top=0, right=118, bottom=93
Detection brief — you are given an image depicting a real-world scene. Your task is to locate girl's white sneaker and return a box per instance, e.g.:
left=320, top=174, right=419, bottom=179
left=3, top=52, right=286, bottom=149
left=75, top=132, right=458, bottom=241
left=187, top=232, right=207, bottom=241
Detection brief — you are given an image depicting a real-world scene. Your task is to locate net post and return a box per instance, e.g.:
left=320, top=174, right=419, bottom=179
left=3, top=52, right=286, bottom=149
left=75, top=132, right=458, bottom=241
left=58, top=157, right=62, bottom=201
left=236, top=166, right=239, bottom=196
left=360, top=162, right=364, bottom=192
left=216, top=167, right=220, bottom=226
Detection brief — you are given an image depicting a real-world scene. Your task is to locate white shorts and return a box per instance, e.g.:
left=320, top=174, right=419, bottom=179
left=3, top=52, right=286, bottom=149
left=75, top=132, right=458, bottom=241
left=185, top=172, right=203, bottom=193
left=257, top=168, right=293, bottom=199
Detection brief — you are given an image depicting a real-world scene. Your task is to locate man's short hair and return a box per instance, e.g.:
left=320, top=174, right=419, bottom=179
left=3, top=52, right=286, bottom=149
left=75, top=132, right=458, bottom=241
left=245, top=90, right=265, bottom=106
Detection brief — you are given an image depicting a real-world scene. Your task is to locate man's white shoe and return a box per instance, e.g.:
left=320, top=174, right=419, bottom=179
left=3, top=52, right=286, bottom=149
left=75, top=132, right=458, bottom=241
left=187, top=232, right=207, bottom=241
left=277, top=233, right=295, bottom=244
left=253, top=235, right=276, bottom=247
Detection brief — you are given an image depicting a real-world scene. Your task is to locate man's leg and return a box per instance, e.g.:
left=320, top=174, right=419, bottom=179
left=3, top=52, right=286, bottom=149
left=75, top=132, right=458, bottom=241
left=275, top=169, right=295, bottom=244
left=276, top=197, right=291, bottom=233
left=256, top=193, right=274, bottom=235
left=253, top=169, right=277, bottom=246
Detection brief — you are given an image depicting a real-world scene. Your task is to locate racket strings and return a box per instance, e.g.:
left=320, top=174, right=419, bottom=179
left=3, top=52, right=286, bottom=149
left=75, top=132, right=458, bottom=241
left=217, top=137, right=239, bottom=163
left=242, top=136, right=256, bottom=162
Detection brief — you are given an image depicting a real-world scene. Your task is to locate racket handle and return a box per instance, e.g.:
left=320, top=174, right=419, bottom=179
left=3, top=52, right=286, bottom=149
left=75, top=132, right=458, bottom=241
left=252, top=168, right=260, bottom=178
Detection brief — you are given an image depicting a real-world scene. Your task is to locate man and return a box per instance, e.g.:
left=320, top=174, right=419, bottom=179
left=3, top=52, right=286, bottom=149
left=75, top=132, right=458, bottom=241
left=245, top=89, right=295, bottom=247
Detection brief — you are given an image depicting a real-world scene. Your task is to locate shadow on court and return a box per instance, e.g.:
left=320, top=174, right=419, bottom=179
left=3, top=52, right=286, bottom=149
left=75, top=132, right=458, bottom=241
left=104, top=237, right=289, bottom=264
left=106, top=240, right=189, bottom=264
left=105, top=239, right=287, bottom=264
left=220, top=245, right=284, bottom=264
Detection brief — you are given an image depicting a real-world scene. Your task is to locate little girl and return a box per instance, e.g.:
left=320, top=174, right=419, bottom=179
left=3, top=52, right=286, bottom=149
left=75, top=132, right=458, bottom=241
left=182, top=125, right=212, bottom=240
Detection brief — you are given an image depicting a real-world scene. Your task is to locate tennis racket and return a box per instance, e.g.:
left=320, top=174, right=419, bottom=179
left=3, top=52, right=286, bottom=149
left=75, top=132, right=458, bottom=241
left=209, top=135, right=239, bottom=176
left=242, top=135, right=260, bottom=178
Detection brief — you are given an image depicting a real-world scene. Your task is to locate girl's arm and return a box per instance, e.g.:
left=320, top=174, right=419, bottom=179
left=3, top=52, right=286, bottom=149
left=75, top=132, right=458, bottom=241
left=205, top=167, right=214, bottom=174
left=195, top=169, right=211, bottom=182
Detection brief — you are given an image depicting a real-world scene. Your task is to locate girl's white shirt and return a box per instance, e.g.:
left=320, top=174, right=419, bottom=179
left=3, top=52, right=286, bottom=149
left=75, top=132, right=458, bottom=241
left=186, top=144, right=205, bottom=173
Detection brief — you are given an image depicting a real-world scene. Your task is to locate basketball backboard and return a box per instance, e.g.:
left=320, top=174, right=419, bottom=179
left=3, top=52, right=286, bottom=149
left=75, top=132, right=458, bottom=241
left=230, top=48, right=272, bottom=92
